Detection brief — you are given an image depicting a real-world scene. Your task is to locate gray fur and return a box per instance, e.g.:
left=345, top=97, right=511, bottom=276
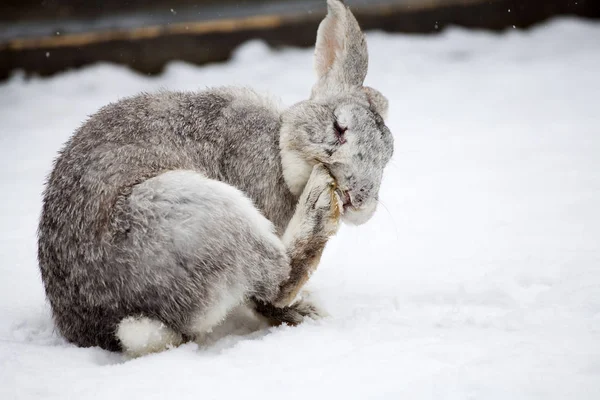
left=37, top=0, right=394, bottom=353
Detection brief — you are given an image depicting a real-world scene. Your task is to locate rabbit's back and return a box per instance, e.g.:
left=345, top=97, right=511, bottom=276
left=41, top=87, right=296, bottom=246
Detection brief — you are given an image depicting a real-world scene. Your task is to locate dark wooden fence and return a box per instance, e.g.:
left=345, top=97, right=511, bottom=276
left=1, top=0, right=598, bottom=81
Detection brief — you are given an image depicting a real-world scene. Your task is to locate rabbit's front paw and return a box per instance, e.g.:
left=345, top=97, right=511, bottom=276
left=276, top=164, right=341, bottom=307
left=299, top=164, right=341, bottom=237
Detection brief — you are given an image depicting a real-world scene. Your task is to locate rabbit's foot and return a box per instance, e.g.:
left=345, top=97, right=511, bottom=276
left=253, top=296, right=325, bottom=326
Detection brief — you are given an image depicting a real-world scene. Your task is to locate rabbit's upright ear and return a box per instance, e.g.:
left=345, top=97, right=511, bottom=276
left=312, top=0, right=368, bottom=97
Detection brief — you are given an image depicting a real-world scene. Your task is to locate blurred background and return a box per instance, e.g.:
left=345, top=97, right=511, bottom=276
left=1, top=0, right=599, bottom=81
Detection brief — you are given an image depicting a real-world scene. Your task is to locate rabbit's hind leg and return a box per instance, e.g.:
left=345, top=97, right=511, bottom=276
left=120, top=170, right=290, bottom=351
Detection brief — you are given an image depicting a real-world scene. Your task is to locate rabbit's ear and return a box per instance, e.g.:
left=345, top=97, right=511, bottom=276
left=363, top=86, right=389, bottom=120
left=312, top=0, right=368, bottom=96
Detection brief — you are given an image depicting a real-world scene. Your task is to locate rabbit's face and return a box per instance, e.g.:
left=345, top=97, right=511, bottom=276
left=281, top=93, right=393, bottom=225
left=280, top=0, right=394, bottom=225
left=328, top=100, right=393, bottom=225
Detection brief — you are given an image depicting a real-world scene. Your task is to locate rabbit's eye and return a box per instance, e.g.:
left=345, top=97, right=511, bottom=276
left=334, top=121, right=348, bottom=144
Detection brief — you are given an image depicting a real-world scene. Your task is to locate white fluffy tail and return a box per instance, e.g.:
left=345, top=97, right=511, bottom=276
left=116, top=317, right=183, bottom=358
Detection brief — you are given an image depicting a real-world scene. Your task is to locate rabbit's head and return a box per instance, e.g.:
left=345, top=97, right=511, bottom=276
left=281, top=0, right=394, bottom=225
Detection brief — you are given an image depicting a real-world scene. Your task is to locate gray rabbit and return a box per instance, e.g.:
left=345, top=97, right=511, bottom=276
left=38, top=0, right=394, bottom=357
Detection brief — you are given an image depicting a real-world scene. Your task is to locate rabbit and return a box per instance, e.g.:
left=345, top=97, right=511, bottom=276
left=37, top=0, right=394, bottom=358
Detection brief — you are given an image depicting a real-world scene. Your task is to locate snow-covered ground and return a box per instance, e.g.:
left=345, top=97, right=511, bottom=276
left=1, top=18, right=599, bottom=400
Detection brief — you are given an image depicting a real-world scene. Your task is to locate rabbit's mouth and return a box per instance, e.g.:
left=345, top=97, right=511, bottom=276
left=323, top=165, right=353, bottom=213
left=335, top=188, right=354, bottom=213
left=333, top=185, right=378, bottom=225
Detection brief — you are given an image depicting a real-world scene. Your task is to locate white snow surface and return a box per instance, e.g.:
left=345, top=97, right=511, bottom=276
left=1, top=19, right=600, bottom=400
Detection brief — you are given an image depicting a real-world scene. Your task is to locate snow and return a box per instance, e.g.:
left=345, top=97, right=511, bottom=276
left=1, top=18, right=600, bottom=400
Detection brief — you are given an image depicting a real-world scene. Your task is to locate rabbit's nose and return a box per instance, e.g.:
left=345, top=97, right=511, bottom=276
left=351, top=192, right=363, bottom=207
left=351, top=186, right=371, bottom=208
left=345, top=189, right=368, bottom=210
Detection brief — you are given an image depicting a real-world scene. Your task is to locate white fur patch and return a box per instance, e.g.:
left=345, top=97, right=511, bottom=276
left=188, top=284, right=246, bottom=338
left=117, top=317, right=183, bottom=358
left=280, top=149, right=313, bottom=196
left=342, top=199, right=377, bottom=225
left=130, top=170, right=284, bottom=255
